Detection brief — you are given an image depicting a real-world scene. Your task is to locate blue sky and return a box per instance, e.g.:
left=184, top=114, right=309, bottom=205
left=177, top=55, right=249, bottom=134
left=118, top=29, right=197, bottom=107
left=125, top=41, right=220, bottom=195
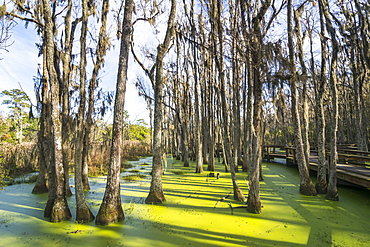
left=0, top=22, right=150, bottom=124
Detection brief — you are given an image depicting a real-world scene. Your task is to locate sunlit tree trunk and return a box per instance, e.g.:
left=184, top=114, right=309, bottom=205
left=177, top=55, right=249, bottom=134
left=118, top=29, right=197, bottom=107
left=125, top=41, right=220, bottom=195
left=32, top=42, right=49, bottom=194
left=230, top=0, right=242, bottom=173
left=241, top=0, right=274, bottom=214
left=313, top=5, right=327, bottom=194
left=207, top=70, right=215, bottom=172
left=294, top=7, right=310, bottom=167
left=83, top=0, right=111, bottom=193
left=74, top=0, right=95, bottom=223
left=61, top=0, right=73, bottom=197
left=95, top=0, right=133, bottom=225
left=320, top=0, right=339, bottom=201
left=208, top=0, right=245, bottom=201
left=189, top=0, right=203, bottom=173
left=42, top=0, right=72, bottom=222
left=240, top=0, right=253, bottom=173
left=146, top=0, right=176, bottom=204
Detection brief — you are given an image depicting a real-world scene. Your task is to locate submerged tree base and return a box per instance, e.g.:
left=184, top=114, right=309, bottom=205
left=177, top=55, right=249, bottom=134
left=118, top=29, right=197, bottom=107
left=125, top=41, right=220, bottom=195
left=315, top=182, right=328, bottom=194
left=50, top=197, right=72, bottom=223
left=95, top=203, right=124, bottom=226
left=247, top=202, right=262, bottom=214
left=325, top=191, right=339, bottom=201
left=233, top=188, right=246, bottom=202
left=32, top=184, right=48, bottom=194
left=145, top=191, right=166, bottom=204
left=299, top=182, right=317, bottom=196
left=76, top=206, right=95, bottom=223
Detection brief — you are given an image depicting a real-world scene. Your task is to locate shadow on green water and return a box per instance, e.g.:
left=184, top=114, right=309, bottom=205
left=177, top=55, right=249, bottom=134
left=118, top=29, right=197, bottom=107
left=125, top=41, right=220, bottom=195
left=0, top=157, right=369, bottom=246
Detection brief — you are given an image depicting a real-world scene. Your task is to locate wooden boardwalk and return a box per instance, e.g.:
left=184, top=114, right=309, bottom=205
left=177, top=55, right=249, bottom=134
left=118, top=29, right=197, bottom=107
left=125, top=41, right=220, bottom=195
left=263, top=146, right=370, bottom=188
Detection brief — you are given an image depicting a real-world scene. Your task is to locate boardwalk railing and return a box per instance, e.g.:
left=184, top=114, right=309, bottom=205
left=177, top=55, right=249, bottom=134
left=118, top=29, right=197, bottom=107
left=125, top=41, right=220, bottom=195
left=262, top=145, right=296, bottom=165
left=263, top=145, right=370, bottom=188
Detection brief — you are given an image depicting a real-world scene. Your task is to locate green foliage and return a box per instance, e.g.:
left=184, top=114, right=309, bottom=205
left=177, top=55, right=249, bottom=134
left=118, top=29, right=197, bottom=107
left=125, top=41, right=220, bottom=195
left=0, top=113, right=38, bottom=143
left=93, top=113, right=150, bottom=144
left=126, top=119, right=151, bottom=141
left=0, top=89, right=38, bottom=143
left=1, top=89, right=31, bottom=112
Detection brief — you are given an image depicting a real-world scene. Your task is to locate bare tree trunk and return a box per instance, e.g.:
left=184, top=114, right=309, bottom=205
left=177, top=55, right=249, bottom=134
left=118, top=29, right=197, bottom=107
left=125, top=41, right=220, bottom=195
left=294, top=7, right=310, bottom=167
left=352, top=48, right=368, bottom=152
left=209, top=0, right=245, bottom=201
left=74, top=0, right=95, bottom=223
left=320, top=0, right=339, bottom=201
left=242, top=0, right=274, bottom=214
left=288, top=0, right=316, bottom=196
left=83, top=0, right=111, bottom=193
left=240, top=0, right=253, bottom=173
left=189, top=0, right=203, bottom=173
left=206, top=40, right=215, bottom=172
left=353, top=0, right=369, bottom=151
left=32, top=42, right=49, bottom=194
left=313, top=6, right=327, bottom=194
left=95, top=0, right=134, bottom=225
left=146, top=0, right=176, bottom=204
left=61, top=0, right=73, bottom=197
left=230, top=0, right=242, bottom=173
left=77, top=2, right=90, bottom=192
left=42, top=0, right=72, bottom=222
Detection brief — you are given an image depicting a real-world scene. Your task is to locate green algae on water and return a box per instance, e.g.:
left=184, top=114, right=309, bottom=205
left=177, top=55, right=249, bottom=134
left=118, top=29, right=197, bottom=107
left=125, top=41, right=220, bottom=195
left=0, top=157, right=369, bottom=246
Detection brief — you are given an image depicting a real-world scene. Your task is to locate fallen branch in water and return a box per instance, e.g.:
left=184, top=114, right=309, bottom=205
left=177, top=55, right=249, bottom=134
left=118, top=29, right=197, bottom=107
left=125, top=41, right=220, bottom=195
left=214, top=192, right=232, bottom=208
left=228, top=203, right=248, bottom=215
left=67, top=230, right=83, bottom=234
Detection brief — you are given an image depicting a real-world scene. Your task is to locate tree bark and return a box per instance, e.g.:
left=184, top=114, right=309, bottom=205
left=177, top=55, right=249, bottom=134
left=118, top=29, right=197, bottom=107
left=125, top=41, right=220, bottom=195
left=74, top=0, right=95, bottom=223
left=320, top=0, right=339, bottom=201
left=314, top=2, right=327, bottom=194
left=240, top=0, right=253, bottom=173
left=61, top=0, right=73, bottom=197
left=190, top=0, right=203, bottom=174
left=32, top=41, right=49, bottom=194
left=42, top=0, right=72, bottom=222
left=288, top=0, right=317, bottom=196
left=146, top=0, right=176, bottom=204
left=95, top=0, right=134, bottom=225
left=294, top=7, right=310, bottom=168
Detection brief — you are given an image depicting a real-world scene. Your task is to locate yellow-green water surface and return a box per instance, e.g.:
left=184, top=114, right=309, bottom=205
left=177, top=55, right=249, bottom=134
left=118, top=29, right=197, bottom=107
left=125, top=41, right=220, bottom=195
left=0, top=157, right=369, bottom=247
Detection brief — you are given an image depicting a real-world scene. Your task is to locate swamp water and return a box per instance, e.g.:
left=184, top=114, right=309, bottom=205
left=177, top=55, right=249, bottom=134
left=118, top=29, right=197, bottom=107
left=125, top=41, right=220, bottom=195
left=0, top=157, right=369, bottom=247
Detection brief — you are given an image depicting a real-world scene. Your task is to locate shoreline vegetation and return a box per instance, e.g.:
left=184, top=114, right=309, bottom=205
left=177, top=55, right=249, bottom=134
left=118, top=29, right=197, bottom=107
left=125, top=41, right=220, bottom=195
left=0, top=141, right=151, bottom=186
left=0, top=156, right=369, bottom=246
